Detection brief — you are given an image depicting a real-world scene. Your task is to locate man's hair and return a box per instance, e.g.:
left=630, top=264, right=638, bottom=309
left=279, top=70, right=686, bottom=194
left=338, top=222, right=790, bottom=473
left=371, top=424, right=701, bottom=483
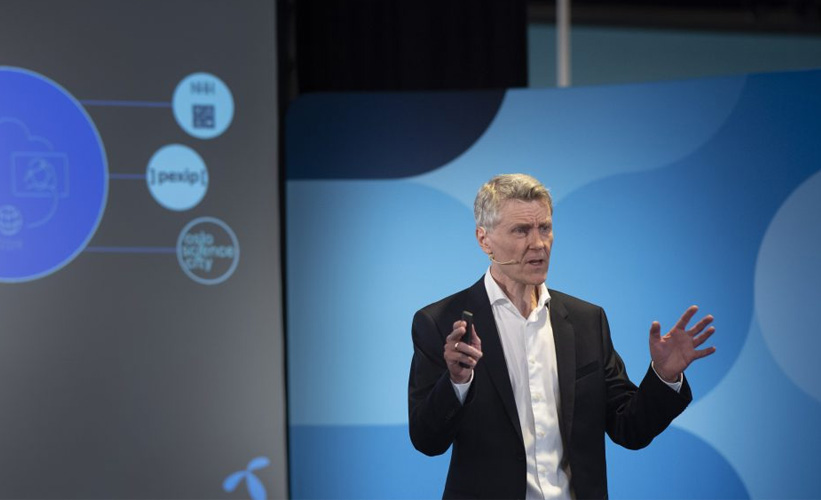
left=474, top=173, right=552, bottom=230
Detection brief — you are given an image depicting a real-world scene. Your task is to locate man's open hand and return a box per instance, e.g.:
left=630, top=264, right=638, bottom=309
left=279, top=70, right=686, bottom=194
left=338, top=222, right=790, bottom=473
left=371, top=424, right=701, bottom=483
left=649, top=305, right=716, bottom=383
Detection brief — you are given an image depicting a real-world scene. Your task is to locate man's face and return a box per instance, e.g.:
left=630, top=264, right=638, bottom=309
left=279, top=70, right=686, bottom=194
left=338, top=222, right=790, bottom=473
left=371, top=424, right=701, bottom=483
left=477, top=199, right=553, bottom=288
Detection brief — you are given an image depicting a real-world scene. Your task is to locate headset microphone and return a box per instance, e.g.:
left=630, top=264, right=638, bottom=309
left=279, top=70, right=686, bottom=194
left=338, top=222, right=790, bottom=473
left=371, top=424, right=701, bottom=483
left=489, top=255, right=520, bottom=265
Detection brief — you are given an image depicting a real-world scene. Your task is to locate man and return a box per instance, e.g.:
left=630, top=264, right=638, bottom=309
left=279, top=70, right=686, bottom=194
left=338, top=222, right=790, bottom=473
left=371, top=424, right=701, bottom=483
left=408, top=174, right=715, bottom=499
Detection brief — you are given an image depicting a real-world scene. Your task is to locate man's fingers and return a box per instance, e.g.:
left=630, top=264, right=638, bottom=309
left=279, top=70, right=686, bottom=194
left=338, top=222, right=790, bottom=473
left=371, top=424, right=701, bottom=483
left=693, top=346, right=717, bottom=360
left=446, top=321, right=468, bottom=343
left=688, top=314, right=714, bottom=336
left=693, top=326, right=716, bottom=347
left=447, top=339, right=482, bottom=368
left=445, top=321, right=483, bottom=376
left=449, top=350, right=479, bottom=370
left=454, top=341, right=483, bottom=360
left=674, top=305, right=699, bottom=330
left=649, top=321, right=662, bottom=340
left=469, top=325, right=482, bottom=348
left=458, top=353, right=478, bottom=367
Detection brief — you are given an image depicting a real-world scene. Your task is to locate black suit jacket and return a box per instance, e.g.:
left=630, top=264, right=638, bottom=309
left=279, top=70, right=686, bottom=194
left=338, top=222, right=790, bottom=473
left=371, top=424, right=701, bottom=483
left=408, top=278, right=692, bottom=499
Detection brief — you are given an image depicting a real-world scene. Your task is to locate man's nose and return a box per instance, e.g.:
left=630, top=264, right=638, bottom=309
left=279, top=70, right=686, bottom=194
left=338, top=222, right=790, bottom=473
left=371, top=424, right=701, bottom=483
left=528, top=231, right=546, bottom=249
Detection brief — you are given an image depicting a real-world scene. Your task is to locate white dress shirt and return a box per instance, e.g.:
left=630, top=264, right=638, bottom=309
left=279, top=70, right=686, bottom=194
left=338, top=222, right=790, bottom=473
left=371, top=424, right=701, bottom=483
left=485, top=270, right=570, bottom=500
left=454, top=270, right=570, bottom=500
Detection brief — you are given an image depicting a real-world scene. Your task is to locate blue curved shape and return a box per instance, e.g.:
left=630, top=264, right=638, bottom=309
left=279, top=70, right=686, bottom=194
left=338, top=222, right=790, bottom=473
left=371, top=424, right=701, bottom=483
left=286, top=91, right=505, bottom=179
left=755, top=168, right=821, bottom=403
left=247, top=456, right=271, bottom=471
left=222, top=471, right=245, bottom=492
left=245, top=474, right=267, bottom=500
left=412, top=75, right=747, bottom=212
left=607, top=427, right=749, bottom=499
left=0, top=67, right=108, bottom=282
left=676, top=319, right=821, bottom=499
left=287, top=180, right=487, bottom=426
left=548, top=70, right=821, bottom=398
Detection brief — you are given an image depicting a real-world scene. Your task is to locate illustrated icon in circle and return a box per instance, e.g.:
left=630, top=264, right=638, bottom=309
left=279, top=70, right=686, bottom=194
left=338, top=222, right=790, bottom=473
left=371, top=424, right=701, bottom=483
left=177, top=217, right=240, bottom=285
left=146, top=144, right=209, bottom=211
left=173, top=72, right=234, bottom=139
left=0, top=67, right=108, bottom=283
left=0, top=205, right=23, bottom=236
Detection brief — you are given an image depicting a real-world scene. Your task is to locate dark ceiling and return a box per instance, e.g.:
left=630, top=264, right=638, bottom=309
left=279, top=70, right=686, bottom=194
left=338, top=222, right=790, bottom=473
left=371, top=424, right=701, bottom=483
left=281, top=0, right=821, bottom=100
left=529, top=0, right=821, bottom=33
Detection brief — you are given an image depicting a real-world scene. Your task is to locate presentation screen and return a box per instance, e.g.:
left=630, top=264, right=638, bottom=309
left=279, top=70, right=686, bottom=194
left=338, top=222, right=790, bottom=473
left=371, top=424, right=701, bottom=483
left=286, top=70, right=821, bottom=499
left=0, top=2, right=286, bottom=499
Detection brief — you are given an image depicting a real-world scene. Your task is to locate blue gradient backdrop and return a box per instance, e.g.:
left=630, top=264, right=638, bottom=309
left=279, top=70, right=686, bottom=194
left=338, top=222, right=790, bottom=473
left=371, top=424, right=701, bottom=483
left=286, top=70, right=821, bottom=499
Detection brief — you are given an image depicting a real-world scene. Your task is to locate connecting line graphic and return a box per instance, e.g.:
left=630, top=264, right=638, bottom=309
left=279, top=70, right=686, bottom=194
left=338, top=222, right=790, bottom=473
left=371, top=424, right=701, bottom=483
left=101, top=174, right=170, bottom=252
left=80, top=100, right=171, bottom=108
left=85, top=246, right=176, bottom=254
left=109, top=173, right=145, bottom=180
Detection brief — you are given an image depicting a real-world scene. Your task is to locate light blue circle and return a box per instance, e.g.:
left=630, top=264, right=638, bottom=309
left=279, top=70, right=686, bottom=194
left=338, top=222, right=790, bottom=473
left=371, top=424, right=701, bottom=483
left=176, top=216, right=240, bottom=285
left=0, top=67, right=108, bottom=283
left=146, top=144, right=208, bottom=211
left=755, top=169, right=821, bottom=402
left=172, top=72, right=234, bottom=139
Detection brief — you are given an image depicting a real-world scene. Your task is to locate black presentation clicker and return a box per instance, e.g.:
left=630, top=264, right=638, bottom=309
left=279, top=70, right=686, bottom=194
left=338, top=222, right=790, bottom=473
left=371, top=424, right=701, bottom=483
left=461, top=310, right=473, bottom=344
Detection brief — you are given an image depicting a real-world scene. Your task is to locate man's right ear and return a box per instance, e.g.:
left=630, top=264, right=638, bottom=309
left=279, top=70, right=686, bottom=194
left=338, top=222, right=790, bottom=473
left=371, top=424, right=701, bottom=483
left=476, top=226, right=492, bottom=255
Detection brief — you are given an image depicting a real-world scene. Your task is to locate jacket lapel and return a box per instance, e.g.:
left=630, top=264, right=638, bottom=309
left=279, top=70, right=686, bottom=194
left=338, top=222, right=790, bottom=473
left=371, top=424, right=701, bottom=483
left=468, top=280, right=524, bottom=446
left=550, top=295, right=576, bottom=451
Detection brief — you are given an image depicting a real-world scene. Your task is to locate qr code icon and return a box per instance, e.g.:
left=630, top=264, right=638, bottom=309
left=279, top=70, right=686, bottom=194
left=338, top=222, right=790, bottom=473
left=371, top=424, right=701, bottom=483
left=193, top=104, right=215, bottom=129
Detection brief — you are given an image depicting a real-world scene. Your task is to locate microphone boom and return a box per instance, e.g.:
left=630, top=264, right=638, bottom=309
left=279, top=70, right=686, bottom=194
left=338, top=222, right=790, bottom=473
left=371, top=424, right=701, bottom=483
left=490, top=256, right=519, bottom=265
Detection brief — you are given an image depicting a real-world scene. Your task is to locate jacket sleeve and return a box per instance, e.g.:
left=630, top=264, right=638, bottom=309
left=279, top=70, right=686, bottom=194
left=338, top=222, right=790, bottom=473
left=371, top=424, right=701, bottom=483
left=408, top=308, right=475, bottom=456
left=600, top=308, right=692, bottom=450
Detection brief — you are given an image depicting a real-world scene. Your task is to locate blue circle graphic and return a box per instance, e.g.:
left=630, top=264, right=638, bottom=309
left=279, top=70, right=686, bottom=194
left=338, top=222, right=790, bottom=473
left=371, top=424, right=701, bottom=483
left=172, top=72, right=234, bottom=139
left=176, top=217, right=240, bottom=285
left=0, top=67, right=108, bottom=283
left=146, top=144, right=209, bottom=211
